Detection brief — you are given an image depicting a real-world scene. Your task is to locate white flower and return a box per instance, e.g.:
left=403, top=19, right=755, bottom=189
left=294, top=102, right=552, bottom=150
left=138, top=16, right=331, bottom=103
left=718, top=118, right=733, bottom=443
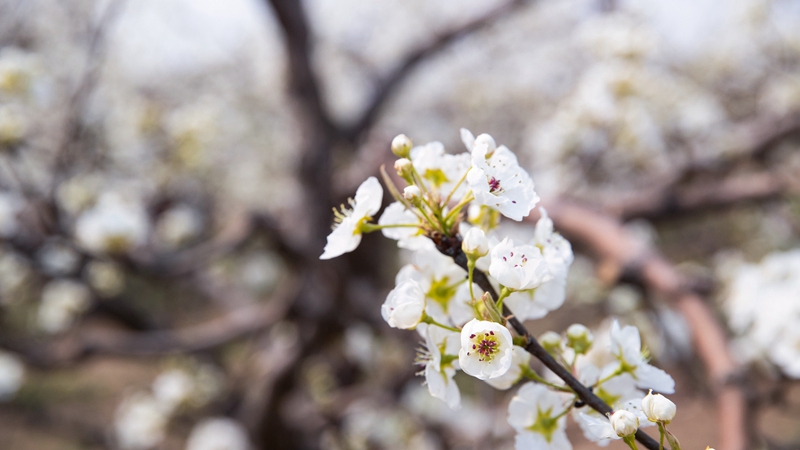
left=458, top=319, right=514, bottom=380
left=396, top=250, right=472, bottom=326
left=462, top=227, right=489, bottom=258
left=37, top=279, right=91, bottom=334
left=508, top=383, right=572, bottom=450
left=381, top=279, right=426, bottom=329
left=609, top=320, right=675, bottom=393
left=610, top=410, right=639, bottom=437
left=641, top=390, right=676, bottom=423
left=85, top=260, right=126, bottom=297
left=320, top=177, right=383, bottom=260
left=465, top=133, right=539, bottom=221
left=489, top=237, right=551, bottom=291
left=186, top=417, right=251, bottom=450
left=485, top=346, right=530, bottom=390
left=114, top=392, right=170, bottom=450
left=420, top=325, right=461, bottom=409
left=0, top=351, right=24, bottom=400
left=409, top=141, right=471, bottom=199
left=0, top=192, right=22, bottom=238
left=75, top=193, right=150, bottom=254
left=377, top=201, right=430, bottom=251
left=155, top=204, right=203, bottom=248
left=575, top=399, right=650, bottom=445
left=152, top=369, right=194, bottom=413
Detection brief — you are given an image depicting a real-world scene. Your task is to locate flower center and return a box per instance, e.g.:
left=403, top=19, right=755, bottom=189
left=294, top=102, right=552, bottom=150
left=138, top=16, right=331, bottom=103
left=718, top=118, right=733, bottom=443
left=488, top=176, right=503, bottom=194
left=466, top=331, right=501, bottom=362
left=500, top=250, right=528, bottom=268
left=527, top=408, right=558, bottom=443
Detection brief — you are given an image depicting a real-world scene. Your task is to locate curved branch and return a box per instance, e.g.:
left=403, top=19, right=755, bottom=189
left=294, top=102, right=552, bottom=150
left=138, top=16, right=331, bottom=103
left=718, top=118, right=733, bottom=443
left=343, top=0, right=529, bottom=143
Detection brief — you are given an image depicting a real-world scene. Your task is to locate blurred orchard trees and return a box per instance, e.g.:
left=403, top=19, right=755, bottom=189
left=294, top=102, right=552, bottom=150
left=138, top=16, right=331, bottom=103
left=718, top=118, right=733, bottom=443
left=0, top=0, right=798, bottom=449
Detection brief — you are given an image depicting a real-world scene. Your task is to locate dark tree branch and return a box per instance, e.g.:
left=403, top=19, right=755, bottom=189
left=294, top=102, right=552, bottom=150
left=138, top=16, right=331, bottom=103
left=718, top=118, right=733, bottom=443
left=343, top=0, right=529, bottom=143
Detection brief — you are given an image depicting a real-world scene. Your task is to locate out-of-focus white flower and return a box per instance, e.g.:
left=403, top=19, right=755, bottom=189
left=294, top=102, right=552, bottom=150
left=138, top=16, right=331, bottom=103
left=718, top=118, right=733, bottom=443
left=610, top=409, right=639, bottom=437
left=155, top=204, right=203, bottom=248
left=320, top=177, right=382, bottom=260
left=239, top=253, right=283, bottom=294
left=0, top=351, right=24, bottom=400
left=85, top=260, right=126, bottom=297
left=566, top=324, right=594, bottom=354
left=186, top=417, right=251, bottom=450
left=378, top=202, right=429, bottom=251
left=609, top=320, right=675, bottom=393
left=489, top=237, right=551, bottom=291
left=420, top=325, right=461, bottom=409
left=0, top=192, right=22, bottom=238
left=462, top=227, right=489, bottom=258
left=37, top=241, right=80, bottom=276
left=0, top=106, right=27, bottom=145
left=152, top=369, right=194, bottom=412
left=114, top=392, right=170, bottom=450
left=75, top=192, right=150, bottom=254
left=0, top=251, right=30, bottom=302
left=465, top=130, right=539, bottom=221
left=641, top=390, right=676, bottom=423
left=485, top=346, right=530, bottom=390
left=508, top=383, right=572, bottom=450
left=38, top=279, right=92, bottom=334
left=458, top=319, right=513, bottom=380
left=409, top=141, right=470, bottom=199
left=720, top=250, right=800, bottom=378
left=381, top=279, right=426, bottom=329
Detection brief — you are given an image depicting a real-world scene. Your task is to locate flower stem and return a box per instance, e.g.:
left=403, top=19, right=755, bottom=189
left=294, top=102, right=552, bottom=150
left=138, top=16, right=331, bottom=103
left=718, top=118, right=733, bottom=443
left=623, top=435, right=640, bottom=450
left=495, top=286, right=511, bottom=311
left=360, top=223, right=421, bottom=233
left=443, top=170, right=469, bottom=206
left=521, top=365, right=574, bottom=393
left=421, top=314, right=460, bottom=333
left=657, top=423, right=665, bottom=450
left=443, top=192, right=474, bottom=223
left=595, top=364, right=624, bottom=387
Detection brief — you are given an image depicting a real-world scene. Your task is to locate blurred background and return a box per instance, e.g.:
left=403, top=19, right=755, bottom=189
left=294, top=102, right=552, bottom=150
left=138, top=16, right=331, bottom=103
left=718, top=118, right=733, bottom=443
left=0, top=0, right=799, bottom=448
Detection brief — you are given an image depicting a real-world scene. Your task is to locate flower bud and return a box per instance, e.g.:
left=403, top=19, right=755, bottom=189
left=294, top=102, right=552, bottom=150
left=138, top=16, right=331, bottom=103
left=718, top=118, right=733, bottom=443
left=641, top=390, right=676, bottom=423
left=403, top=185, right=421, bottom=202
left=566, top=323, right=594, bottom=355
left=391, top=134, right=412, bottom=158
left=610, top=410, right=639, bottom=437
left=539, top=331, right=562, bottom=354
left=474, top=133, right=496, bottom=155
left=394, top=158, right=413, bottom=181
left=462, top=227, right=489, bottom=258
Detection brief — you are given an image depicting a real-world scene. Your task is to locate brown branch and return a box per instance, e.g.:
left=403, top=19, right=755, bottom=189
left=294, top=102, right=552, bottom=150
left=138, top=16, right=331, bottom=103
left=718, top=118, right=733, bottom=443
left=434, top=235, right=661, bottom=450
left=6, top=280, right=293, bottom=367
left=540, top=200, right=747, bottom=450
left=343, top=0, right=529, bottom=143
left=606, top=169, right=799, bottom=221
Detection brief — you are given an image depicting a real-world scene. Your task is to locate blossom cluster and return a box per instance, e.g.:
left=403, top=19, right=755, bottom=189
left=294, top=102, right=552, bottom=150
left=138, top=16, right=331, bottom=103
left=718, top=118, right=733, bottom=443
left=719, top=249, right=800, bottom=378
left=321, top=130, right=678, bottom=449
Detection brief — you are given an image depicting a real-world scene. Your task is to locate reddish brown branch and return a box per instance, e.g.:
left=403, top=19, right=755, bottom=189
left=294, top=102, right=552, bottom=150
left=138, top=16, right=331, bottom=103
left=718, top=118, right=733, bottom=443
left=539, top=201, right=747, bottom=450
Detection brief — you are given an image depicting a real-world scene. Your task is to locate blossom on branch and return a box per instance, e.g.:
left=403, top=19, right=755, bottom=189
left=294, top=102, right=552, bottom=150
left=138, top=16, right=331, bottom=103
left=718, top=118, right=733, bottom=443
left=320, top=176, right=383, bottom=260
